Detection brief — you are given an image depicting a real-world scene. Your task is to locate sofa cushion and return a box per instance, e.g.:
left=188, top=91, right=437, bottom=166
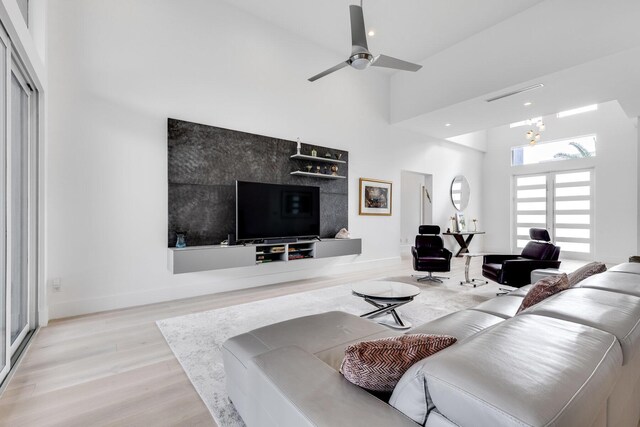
left=516, top=273, right=569, bottom=314
left=469, top=295, right=524, bottom=319
left=389, top=315, right=621, bottom=426
left=530, top=268, right=565, bottom=284
left=340, top=334, right=456, bottom=392
left=523, top=288, right=640, bottom=364
left=609, top=262, right=640, bottom=275
left=248, top=346, right=419, bottom=427
left=575, top=271, right=640, bottom=298
left=409, top=309, right=503, bottom=342
left=222, top=310, right=399, bottom=417
left=224, top=310, right=398, bottom=368
left=508, top=284, right=533, bottom=297
left=567, top=261, right=607, bottom=286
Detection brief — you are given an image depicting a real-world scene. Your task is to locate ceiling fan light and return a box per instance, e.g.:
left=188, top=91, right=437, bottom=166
left=535, top=133, right=541, bottom=140
left=351, top=57, right=371, bottom=70
left=526, top=130, right=534, bottom=139
left=538, top=123, right=546, bottom=131
left=530, top=139, right=536, bottom=145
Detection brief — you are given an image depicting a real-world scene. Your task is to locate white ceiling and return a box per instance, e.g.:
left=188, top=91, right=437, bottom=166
left=221, top=0, right=544, bottom=65
left=221, top=0, right=640, bottom=144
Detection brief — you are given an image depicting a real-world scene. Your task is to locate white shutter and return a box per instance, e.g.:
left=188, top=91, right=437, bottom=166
left=513, top=174, right=548, bottom=249
left=553, top=170, right=593, bottom=258
left=513, top=169, right=594, bottom=259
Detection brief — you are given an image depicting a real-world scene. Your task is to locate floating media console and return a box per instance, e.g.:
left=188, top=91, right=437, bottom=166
left=167, top=238, right=362, bottom=274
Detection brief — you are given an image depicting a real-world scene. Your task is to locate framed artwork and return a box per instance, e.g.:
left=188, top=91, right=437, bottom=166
left=359, top=178, right=392, bottom=216
left=455, top=212, right=467, bottom=232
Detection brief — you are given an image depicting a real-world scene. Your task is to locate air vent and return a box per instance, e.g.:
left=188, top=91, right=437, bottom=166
left=486, top=84, right=544, bottom=103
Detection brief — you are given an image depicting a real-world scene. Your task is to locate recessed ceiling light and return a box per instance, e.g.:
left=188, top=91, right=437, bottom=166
left=445, top=123, right=452, bottom=127
left=557, top=104, right=598, bottom=118
left=510, top=117, right=542, bottom=128
left=524, top=102, right=532, bottom=106
left=368, top=30, right=375, bottom=37
left=485, top=83, right=544, bottom=103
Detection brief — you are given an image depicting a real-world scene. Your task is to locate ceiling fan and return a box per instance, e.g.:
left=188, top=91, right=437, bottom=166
left=308, top=2, right=422, bottom=82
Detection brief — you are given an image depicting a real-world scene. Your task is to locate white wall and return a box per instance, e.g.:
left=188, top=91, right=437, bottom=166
left=482, top=101, right=638, bottom=263
left=46, top=0, right=484, bottom=319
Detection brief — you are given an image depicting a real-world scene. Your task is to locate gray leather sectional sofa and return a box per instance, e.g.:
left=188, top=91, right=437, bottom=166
left=222, top=263, right=640, bottom=427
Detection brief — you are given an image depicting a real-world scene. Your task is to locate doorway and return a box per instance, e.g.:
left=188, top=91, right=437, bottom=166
left=401, top=171, right=433, bottom=257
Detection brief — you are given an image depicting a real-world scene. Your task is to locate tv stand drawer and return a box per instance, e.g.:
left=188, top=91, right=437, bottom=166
left=315, top=239, right=362, bottom=258
left=168, top=245, right=255, bottom=274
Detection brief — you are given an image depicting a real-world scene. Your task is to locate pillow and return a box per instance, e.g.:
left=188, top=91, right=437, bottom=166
left=568, top=261, right=607, bottom=286
left=339, top=334, right=456, bottom=392
left=516, top=273, right=569, bottom=314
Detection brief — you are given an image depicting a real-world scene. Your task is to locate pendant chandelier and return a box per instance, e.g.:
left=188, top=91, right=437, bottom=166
left=525, top=119, right=546, bottom=145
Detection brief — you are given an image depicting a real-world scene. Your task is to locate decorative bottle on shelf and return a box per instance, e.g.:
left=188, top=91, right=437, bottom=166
left=450, top=216, right=457, bottom=233
left=311, top=148, right=317, bottom=157
left=176, top=232, right=186, bottom=248
left=296, top=138, right=302, bottom=155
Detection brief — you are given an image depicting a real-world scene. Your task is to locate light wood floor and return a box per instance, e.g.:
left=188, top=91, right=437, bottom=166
left=0, top=257, right=588, bottom=426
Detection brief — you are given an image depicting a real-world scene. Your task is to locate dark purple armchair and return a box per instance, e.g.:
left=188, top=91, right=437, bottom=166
left=411, top=225, right=452, bottom=283
left=482, top=228, right=561, bottom=289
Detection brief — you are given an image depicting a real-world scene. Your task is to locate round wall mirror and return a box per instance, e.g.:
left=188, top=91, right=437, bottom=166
left=450, top=175, right=470, bottom=211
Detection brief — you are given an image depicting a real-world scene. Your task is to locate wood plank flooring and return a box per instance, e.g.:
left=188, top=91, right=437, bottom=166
left=0, top=257, right=586, bottom=426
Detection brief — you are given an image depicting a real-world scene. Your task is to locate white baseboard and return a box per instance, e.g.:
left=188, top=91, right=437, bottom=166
left=48, top=255, right=402, bottom=320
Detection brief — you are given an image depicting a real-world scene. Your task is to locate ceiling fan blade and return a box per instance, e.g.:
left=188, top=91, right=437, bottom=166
left=349, top=5, right=368, bottom=53
left=308, top=61, right=349, bottom=82
left=372, top=54, right=422, bottom=72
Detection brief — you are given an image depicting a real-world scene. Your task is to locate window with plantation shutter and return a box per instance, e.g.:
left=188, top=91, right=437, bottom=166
left=513, top=169, right=593, bottom=259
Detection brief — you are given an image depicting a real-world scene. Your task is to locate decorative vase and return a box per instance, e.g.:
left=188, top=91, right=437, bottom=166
left=305, top=165, right=313, bottom=172
left=330, top=164, right=338, bottom=176
left=335, top=153, right=342, bottom=160
left=311, top=148, right=317, bottom=157
left=176, top=233, right=186, bottom=248
left=324, top=152, right=332, bottom=158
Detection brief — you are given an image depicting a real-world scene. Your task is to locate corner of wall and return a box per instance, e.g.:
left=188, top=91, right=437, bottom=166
left=637, top=117, right=640, bottom=256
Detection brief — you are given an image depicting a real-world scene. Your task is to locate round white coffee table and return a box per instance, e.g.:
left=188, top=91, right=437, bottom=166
left=352, top=281, right=421, bottom=330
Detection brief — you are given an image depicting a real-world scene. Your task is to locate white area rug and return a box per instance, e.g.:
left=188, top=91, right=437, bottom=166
left=156, top=277, right=498, bottom=426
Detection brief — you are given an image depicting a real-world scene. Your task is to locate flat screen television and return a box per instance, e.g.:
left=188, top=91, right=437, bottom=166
left=236, top=181, right=320, bottom=241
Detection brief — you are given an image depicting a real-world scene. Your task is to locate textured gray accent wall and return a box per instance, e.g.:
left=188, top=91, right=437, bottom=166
left=168, top=119, right=349, bottom=247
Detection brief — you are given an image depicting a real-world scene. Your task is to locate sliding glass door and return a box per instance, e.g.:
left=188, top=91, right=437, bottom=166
left=0, top=23, right=8, bottom=383
left=0, top=24, right=38, bottom=385
left=9, top=67, right=30, bottom=352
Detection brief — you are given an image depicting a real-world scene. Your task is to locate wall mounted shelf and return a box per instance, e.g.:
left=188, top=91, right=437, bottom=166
left=290, top=154, right=346, bottom=164
left=290, top=171, right=346, bottom=179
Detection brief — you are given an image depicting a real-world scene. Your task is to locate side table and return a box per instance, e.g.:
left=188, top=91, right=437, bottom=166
left=460, top=253, right=489, bottom=287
